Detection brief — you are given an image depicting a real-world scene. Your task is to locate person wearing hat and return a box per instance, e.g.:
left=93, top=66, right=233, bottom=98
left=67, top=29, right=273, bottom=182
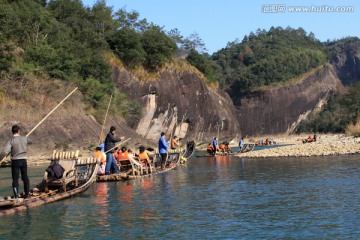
left=0, top=125, right=31, bottom=198
left=104, top=126, right=124, bottom=174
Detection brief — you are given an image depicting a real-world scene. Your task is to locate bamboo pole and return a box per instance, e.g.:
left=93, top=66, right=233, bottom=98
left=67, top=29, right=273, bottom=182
left=104, top=138, right=131, bottom=154
left=26, top=87, right=78, bottom=137
left=98, top=93, right=113, bottom=145
left=0, top=87, right=78, bottom=164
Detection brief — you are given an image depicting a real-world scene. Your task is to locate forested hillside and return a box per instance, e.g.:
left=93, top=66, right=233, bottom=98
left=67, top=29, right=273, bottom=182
left=295, top=37, right=360, bottom=134
left=0, top=0, right=359, bottom=135
left=0, top=0, right=185, bottom=122
left=185, top=28, right=360, bottom=135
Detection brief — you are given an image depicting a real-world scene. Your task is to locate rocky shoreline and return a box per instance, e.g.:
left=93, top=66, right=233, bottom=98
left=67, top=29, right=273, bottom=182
left=237, top=134, right=360, bottom=158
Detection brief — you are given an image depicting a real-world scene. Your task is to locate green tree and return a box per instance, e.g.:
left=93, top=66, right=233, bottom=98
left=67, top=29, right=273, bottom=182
left=141, top=26, right=177, bottom=70
left=114, top=7, right=149, bottom=32
left=186, top=49, right=219, bottom=83
left=90, top=0, right=116, bottom=49
left=0, top=34, right=15, bottom=73
left=108, top=27, right=146, bottom=68
left=183, top=32, right=207, bottom=53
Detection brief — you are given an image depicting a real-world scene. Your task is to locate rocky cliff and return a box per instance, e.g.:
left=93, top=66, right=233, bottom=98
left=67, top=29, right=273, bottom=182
left=1, top=45, right=358, bottom=157
left=232, top=64, right=345, bottom=136
left=330, top=41, right=360, bottom=86
left=112, top=64, right=240, bottom=145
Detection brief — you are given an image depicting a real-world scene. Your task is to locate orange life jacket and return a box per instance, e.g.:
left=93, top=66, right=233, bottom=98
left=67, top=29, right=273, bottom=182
left=118, top=151, right=129, bottom=160
left=138, top=152, right=150, bottom=164
left=94, top=151, right=106, bottom=163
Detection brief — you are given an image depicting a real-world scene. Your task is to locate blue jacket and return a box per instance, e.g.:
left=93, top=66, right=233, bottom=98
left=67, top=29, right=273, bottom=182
left=212, top=139, right=217, bottom=149
left=158, top=136, right=168, bottom=154
left=239, top=139, right=244, bottom=149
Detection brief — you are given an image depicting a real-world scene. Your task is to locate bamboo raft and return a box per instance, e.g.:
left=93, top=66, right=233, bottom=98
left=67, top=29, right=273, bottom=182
left=97, top=143, right=195, bottom=182
left=96, top=152, right=181, bottom=182
left=196, top=143, right=255, bottom=157
left=239, top=143, right=255, bottom=153
left=0, top=150, right=99, bottom=216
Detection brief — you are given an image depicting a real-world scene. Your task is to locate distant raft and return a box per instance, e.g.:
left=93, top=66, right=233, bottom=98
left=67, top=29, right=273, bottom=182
left=239, top=143, right=255, bottom=153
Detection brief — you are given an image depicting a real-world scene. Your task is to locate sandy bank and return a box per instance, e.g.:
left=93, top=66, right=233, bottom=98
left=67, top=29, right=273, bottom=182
left=238, top=134, right=360, bottom=158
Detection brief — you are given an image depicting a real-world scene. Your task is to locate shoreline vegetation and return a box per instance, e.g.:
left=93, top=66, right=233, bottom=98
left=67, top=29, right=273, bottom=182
left=237, top=134, right=360, bottom=158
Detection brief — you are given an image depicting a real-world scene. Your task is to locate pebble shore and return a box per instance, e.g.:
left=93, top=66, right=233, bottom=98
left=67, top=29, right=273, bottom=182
left=237, top=134, right=360, bottom=158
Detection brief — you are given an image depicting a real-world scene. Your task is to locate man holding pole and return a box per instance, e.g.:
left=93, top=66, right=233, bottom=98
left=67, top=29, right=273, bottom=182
left=104, top=126, right=124, bottom=174
left=0, top=125, right=30, bottom=198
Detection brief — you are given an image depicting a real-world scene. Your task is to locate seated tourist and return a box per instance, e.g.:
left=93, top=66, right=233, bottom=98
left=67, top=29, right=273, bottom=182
left=113, top=147, right=119, bottom=161
left=138, top=146, right=151, bottom=167
left=225, top=143, right=232, bottom=152
left=94, top=147, right=106, bottom=175
left=207, top=143, right=214, bottom=155
left=127, top=149, right=142, bottom=167
left=219, top=143, right=225, bottom=152
left=117, top=147, right=129, bottom=161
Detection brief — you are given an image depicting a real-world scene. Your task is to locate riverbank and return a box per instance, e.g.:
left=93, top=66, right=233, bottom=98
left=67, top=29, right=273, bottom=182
left=238, top=134, right=360, bottom=158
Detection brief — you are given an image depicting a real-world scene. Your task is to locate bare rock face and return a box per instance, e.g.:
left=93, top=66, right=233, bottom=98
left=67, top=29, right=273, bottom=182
left=330, top=43, right=360, bottom=86
left=233, top=64, right=345, bottom=136
left=113, top=67, right=240, bottom=144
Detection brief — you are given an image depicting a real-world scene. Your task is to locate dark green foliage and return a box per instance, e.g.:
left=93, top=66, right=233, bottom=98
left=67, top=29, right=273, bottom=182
left=342, top=81, right=360, bottom=122
left=186, top=49, right=220, bottom=83
left=0, top=0, right=144, bottom=120
left=325, top=37, right=360, bottom=58
left=114, top=7, right=149, bottom=32
left=79, top=77, right=112, bottom=108
left=112, top=92, right=142, bottom=117
left=211, top=27, right=327, bottom=90
left=297, top=83, right=360, bottom=133
left=108, top=28, right=146, bottom=68
left=141, top=26, right=177, bottom=70
left=296, top=93, right=348, bottom=133
left=0, top=35, right=15, bottom=73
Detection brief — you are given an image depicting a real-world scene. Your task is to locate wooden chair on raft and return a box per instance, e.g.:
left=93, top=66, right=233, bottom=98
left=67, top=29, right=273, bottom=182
left=118, top=159, right=136, bottom=176
left=123, top=156, right=152, bottom=176
left=139, top=158, right=153, bottom=175
left=128, top=158, right=144, bottom=176
left=44, top=150, right=79, bottom=192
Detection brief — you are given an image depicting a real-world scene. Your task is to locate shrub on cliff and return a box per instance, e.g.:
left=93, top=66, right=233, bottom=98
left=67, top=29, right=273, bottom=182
left=107, top=28, right=146, bottom=68
left=186, top=49, right=220, bottom=83
left=141, top=26, right=177, bottom=70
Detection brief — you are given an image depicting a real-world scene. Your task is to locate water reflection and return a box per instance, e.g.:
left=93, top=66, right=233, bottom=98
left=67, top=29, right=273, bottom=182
left=1, top=155, right=360, bottom=239
left=94, top=183, right=110, bottom=227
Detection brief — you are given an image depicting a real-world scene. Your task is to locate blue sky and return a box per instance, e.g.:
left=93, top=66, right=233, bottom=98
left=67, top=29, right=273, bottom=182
left=83, top=0, right=359, bottom=54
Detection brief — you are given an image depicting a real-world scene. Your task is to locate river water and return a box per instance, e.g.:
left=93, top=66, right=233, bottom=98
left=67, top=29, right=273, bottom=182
left=1, top=154, right=360, bottom=239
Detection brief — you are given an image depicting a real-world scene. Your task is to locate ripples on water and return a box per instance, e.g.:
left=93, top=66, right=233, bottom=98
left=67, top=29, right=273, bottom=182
left=1, top=154, right=360, bottom=239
